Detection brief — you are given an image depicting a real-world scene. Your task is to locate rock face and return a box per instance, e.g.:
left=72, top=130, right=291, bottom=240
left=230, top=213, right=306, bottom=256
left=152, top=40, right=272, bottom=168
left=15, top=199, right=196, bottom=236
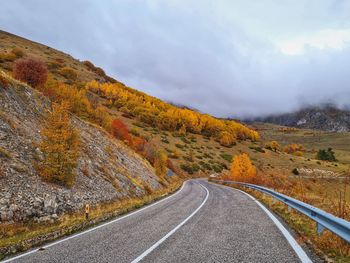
left=0, top=73, right=163, bottom=223
left=252, top=105, right=350, bottom=132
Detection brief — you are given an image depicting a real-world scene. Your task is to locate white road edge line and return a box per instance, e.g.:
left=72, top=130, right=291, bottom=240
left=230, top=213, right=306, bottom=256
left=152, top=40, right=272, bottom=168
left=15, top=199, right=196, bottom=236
left=130, top=183, right=210, bottom=263
left=214, top=183, right=312, bottom=263
left=1, top=181, right=188, bottom=263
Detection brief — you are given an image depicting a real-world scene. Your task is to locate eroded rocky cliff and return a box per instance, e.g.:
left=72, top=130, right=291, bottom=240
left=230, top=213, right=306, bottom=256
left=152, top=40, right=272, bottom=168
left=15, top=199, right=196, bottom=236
left=0, top=72, right=163, bottom=223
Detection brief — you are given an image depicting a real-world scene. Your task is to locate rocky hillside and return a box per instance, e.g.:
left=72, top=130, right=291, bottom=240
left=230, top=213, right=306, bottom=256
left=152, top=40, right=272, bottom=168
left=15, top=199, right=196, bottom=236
left=251, top=105, right=350, bottom=132
left=0, top=72, right=164, bottom=223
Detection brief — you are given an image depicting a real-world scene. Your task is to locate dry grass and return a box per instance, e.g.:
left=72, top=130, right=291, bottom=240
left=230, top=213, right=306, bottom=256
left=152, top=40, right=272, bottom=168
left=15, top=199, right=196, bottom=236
left=0, top=30, right=102, bottom=84
left=212, top=171, right=350, bottom=262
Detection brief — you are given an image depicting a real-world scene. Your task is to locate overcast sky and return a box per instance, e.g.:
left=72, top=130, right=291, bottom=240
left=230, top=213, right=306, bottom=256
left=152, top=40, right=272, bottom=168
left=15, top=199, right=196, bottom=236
left=1, top=1, right=350, bottom=118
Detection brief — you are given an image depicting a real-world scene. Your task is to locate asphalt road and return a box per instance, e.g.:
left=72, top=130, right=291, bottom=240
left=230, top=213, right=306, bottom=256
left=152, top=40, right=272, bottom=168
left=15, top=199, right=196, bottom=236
left=4, top=180, right=312, bottom=263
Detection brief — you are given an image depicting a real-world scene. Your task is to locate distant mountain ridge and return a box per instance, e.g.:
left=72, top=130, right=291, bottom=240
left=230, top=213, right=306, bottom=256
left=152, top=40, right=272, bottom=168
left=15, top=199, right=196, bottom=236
left=251, top=104, right=350, bottom=132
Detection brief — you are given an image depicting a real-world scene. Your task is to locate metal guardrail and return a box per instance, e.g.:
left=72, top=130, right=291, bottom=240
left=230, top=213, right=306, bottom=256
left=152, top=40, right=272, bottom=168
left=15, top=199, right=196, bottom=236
left=209, top=179, right=350, bottom=243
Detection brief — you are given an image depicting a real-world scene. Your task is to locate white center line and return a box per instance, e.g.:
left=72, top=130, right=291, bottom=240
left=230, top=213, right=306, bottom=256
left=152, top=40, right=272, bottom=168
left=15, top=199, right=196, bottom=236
left=130, top=183, right=210, bottom=263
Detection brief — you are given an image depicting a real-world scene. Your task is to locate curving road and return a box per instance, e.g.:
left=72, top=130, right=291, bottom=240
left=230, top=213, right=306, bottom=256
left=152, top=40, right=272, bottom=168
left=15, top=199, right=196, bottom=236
left=3, top=180, right=312, bottom=263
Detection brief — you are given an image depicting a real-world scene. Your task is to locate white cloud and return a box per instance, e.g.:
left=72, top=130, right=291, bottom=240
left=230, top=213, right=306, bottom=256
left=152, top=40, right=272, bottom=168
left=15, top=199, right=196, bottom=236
left=277, top=29, right=350, bottom=55
left=1, top=1, right=350, bottom=118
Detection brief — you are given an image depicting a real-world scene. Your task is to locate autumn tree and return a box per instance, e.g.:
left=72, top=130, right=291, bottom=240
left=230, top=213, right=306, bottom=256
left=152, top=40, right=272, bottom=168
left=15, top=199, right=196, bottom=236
left=230, top=153, right=257, bottom=182
left=154, top=150, right=168, bottom=178
left=143, top=140, right=168, bottom=177
left=85, top=81, right=260, bottom=142
left=13, top=57, right=48, bottom=88
left=37, top=101, right=80, bottom=187
left=133, top=137, right=147, bottom=153
left=219, top=131, right=236, bottom=147
left=284, top=143, right=304, bottom=156
left=265, top=141, right=280, bottom=152
left=111, top=119, right=132, bottom=144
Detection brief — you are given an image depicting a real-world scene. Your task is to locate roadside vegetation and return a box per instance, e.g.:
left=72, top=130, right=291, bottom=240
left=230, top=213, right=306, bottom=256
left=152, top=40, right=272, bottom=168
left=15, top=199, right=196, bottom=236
left=213, top=151, right=350, bottom=262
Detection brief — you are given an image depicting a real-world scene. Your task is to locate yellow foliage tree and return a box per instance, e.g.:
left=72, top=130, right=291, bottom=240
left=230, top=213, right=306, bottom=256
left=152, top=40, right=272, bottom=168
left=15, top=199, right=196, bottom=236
left=219, top=131, right=236, bottom=147
left=37, top=101, right=80, bottom=187
left=85, top=80, right=259, bottom=141
left=230, top=153, right=257, bottom=182
left=265, top=140, right=280, bottom=152
left=154, top=150, right=168, bottom=178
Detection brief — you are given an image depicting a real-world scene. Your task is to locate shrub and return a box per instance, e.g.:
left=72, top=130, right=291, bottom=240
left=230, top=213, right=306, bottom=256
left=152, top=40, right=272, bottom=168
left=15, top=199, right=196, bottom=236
left=13, top=57, right=48, bottom=87
left=249, top=146, right=265, bottom=153
left=180, top=137, right=191, bottom=144
left=47, top=61, right=63, bottom=71
left=203, top=153, right=213, bottom=159
left=180, top=163, right=200, bottom=174
left=94, top=67, right=106, bottom=77
left=161, top=138, right=170, bottom=144
left=11, top=47, right=25, bottom=58
left=175, top=143, right=185, bottom=149
left=265, top=141, right=280, bottom=152
left=0, top=52, right=16, bottom=62
left=133, top=137, right=147, bottom=153
left=36, top=101, right=80, bottom=187
left=292, top=168, right=299, bottom=175
left=111, top=119, right=132, bottom=144
left=213, top=164, right=223, bottom=173
left=316, top=148, right=337, bottom=162
left=83, top=60, right=95, bottom=70
left=130, top=128, right=140, bottom=137
left=220, top=153, right=232, bottom=162
left=59, top=67, right=78, bottom=81
left=284, top=143, right=304, bottom=156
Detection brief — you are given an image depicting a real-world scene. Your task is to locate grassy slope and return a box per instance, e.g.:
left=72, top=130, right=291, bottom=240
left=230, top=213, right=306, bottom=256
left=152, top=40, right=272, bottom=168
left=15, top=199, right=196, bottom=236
left=1, top=30, right=349, bottom=179
left=0, top=30, right=102, bottom=83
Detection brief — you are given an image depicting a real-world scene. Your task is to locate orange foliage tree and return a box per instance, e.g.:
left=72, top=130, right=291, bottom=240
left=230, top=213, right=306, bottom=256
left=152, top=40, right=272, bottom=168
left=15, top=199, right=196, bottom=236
left=37, top=101, right=80, bottom=187
left=229, top=153, right=257, bottom=182
left=111, top=119, right=132, bottom=144
left=13, top=57, right=48, bottom=87
left=284, top=143, right=304, bottom=156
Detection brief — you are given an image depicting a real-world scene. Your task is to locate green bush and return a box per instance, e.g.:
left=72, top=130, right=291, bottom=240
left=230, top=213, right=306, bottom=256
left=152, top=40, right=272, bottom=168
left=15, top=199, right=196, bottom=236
left=180, top=163, right=200, bottom=174
left=161, top=138, right=170, bottom=144
left=220, top=153, right=232, bottom=162
left=316, top=148, right=337, bottom=162
left=59, top=67, right=78, bottom=81
left=180, top=137, right=191, bottom=144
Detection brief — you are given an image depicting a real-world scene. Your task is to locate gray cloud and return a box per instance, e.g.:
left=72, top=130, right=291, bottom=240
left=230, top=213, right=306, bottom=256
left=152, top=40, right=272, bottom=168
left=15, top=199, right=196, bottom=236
left=1, top=0, right=350, bottom=118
